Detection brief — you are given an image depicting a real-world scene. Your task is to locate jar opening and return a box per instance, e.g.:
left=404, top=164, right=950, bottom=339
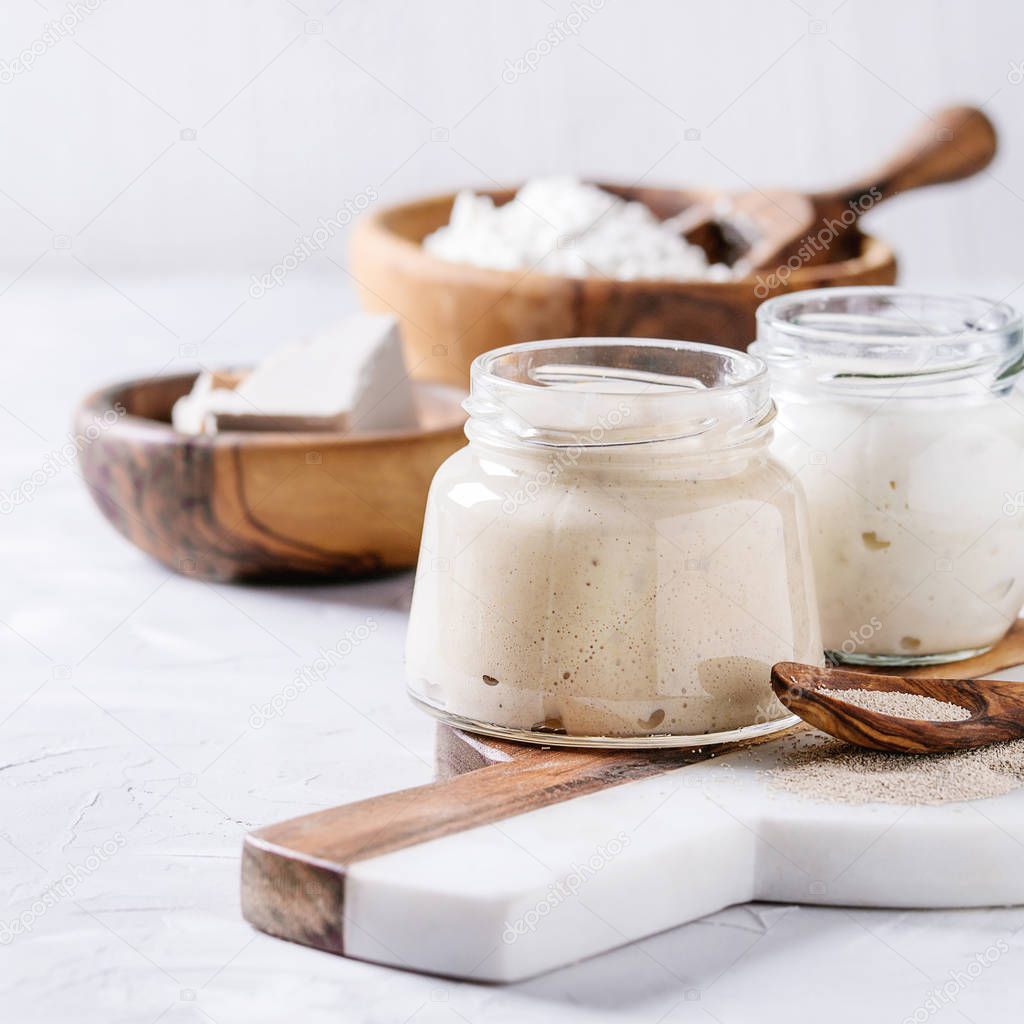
left=467, top=338, right=772, bottom=449
left=753, top=287, right=1024, bottom=394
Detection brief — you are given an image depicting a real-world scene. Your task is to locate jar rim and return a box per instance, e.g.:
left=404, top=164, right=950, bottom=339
left=755, top=286, right=1022, bottom=353
left=753, top=287, right=1024, bottom=391
left=473, top=337, right=767, bottom=396
left=468, top=338, right=773, bottom=449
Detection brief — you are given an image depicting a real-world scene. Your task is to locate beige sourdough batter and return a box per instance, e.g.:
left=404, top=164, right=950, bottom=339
left=771, top=394, right=1024, bottom=660
left=754, top=287, right=1024, bottom=664
left=406, top=440, right=822, bottom=740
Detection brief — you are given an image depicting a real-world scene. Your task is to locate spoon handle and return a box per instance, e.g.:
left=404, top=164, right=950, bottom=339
left=813, top=105, right=997, bottom=220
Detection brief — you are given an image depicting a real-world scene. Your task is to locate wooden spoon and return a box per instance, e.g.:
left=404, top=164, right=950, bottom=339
left=771, top=658, right=1024, bottom=754
left=688, top=104, right=998, bottom=271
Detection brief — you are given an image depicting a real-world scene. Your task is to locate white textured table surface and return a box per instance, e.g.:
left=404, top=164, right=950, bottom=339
left=4, top=277, right=1024, bottom=1022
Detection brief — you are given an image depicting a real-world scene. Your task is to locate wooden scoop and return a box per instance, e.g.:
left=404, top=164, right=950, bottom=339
left=689, top=104, right=998, bottom=270
left=771, top=653, right=1024, bottom=754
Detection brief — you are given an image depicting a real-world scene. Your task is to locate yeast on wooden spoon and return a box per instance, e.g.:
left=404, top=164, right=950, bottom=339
left=771, top=659, right=1024, bottom=754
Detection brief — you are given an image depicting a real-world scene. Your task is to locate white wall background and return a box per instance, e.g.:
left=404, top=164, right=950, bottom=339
left=0, top=0, right=1022, bottom=396
left=5, top=6, right=1024, bottom=1018
left=1, top=0, right=1021, bottom=285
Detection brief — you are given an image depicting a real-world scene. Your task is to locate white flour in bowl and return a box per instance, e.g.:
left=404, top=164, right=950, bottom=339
left=423, top=177, right=733, bottom=281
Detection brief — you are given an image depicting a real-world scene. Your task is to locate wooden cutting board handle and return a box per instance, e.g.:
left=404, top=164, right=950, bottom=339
left=241, top=620, right=1024, bottom=956
left=241, top=737, right=724, bottom=953
left=813, top=104, right=997, bottom=220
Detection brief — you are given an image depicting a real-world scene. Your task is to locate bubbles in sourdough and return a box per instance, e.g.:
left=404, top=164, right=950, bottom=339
left=406, top=441, right=821, bottom=739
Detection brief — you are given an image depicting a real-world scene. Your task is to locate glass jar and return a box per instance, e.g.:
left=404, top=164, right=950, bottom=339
left=405, top=338, right=822, bottom=748
left=753, top=287, right=1024, bottom=666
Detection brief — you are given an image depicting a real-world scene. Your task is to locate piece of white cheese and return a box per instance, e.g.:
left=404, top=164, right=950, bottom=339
left=171, top=370, right=247, bottom=435
left=171, top=314, right=418, bottom=435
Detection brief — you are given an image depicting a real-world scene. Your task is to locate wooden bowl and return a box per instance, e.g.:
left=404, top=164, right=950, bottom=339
left=349, top=185, right=898, bottom=387
left=75, top=373, right=467, bottom=582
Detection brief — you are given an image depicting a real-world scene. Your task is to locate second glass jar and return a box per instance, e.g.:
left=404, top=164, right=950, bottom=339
left=753, top=287, right=1024, bottom=666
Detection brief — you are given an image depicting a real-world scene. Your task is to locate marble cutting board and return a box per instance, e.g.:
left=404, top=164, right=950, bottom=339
left=240, top=628, right=1024, bottom=982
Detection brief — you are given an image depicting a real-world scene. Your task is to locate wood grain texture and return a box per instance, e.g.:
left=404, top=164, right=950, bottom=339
left=762, top=105, right=997, bottom=268
left=815, top=105, right=998, bottom=220
left=241, top=624, right=1024, bottom=957
left=349, top=185, right=898, bottom=388
left=75, top=372, right=466, bottom=582
left=240, top=727, right=781, bottom=955
left=771, top=624, right=1024, bottom=753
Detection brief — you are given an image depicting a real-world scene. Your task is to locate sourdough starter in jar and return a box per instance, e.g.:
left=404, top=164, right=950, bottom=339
left=405, top=339, right=822, bottom=748
left=754, top=288, right=1024, bottom=666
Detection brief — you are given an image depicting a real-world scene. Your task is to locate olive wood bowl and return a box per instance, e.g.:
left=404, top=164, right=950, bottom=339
left=75, top=372, right=466, bottom=582
left=348, top=184, right=899, bottom=387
